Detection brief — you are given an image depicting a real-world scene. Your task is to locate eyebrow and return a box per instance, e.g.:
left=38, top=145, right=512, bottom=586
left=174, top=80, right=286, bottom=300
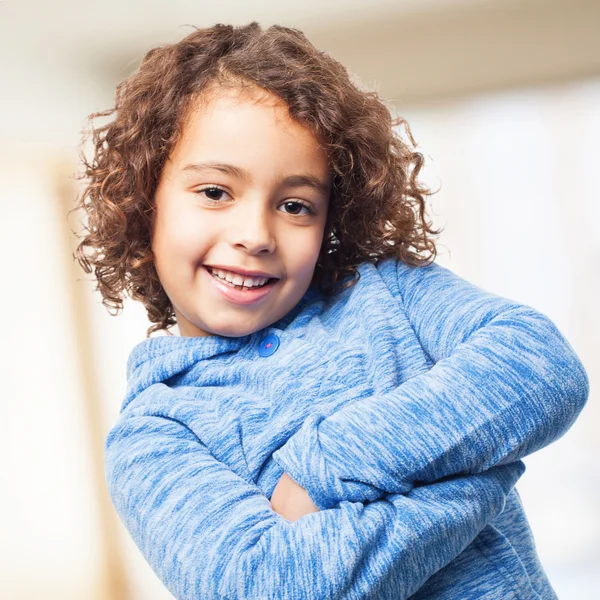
left=181, top=161, right=330, bottom=196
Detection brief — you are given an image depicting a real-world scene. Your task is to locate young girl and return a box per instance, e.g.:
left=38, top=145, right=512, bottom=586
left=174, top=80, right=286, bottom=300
left=74, top=22, right=589, bottom=600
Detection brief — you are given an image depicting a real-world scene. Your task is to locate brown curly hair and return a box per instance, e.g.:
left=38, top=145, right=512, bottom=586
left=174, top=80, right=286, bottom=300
left=73, top=21, right=442, bottom=337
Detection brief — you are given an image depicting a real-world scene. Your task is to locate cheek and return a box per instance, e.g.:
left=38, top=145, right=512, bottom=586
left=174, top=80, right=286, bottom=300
left=155, top=205, right=209, bottom=256
left=284, top=232, right=323, bottom=275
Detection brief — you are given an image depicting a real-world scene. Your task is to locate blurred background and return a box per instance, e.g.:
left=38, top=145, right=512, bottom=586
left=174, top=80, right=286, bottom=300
left=1, top=0, right=599, bottom=598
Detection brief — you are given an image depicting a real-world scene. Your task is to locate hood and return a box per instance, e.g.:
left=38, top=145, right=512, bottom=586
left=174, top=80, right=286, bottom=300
left=122, top=333, right=251, bottom=412
left=122, top=281, right=323, bottom=411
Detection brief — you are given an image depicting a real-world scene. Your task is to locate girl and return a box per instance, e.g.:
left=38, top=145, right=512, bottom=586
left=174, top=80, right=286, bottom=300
left=74, top=22, right=589, bottom=600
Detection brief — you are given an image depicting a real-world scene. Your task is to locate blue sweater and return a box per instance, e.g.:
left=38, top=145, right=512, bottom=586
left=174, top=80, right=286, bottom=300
left=105, top=257, right=589, bottom=599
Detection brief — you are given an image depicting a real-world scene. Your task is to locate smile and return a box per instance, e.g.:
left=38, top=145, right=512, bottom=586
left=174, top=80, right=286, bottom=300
left=203, top=266, right=279, bottom=305
left=208, top=267, right=272, bottom=289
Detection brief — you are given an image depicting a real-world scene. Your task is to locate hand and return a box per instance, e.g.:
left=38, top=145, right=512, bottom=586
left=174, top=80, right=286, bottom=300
left=270, top=471, right=320, bottom=522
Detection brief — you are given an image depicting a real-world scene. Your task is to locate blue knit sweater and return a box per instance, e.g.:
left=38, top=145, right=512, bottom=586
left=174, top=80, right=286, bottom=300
left=105, top=257, right=589, bottom=599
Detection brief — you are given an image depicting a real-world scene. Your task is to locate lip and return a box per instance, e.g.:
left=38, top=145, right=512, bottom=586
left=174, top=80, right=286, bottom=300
left=203, top=265, right=278, bottom=305
left=204, top=264, right=279, bottom=279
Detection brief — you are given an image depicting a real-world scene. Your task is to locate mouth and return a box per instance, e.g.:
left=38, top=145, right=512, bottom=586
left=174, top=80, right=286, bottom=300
left=203, top=266, right=279, bottom=291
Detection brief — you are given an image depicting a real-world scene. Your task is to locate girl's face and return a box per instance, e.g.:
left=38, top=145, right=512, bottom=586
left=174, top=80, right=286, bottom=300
left=152, top=85, right=332, bottom=338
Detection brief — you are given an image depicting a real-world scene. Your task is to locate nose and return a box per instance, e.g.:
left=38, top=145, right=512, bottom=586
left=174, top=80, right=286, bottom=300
left=229, top=202, right=276, bottom=255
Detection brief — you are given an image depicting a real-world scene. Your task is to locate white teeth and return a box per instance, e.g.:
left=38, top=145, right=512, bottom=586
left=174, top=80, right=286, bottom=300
left=209, top=268, right=269, bottom=288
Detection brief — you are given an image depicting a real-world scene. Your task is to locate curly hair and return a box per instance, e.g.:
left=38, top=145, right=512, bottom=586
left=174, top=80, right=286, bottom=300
left=73, top=21, right=442, bottom=337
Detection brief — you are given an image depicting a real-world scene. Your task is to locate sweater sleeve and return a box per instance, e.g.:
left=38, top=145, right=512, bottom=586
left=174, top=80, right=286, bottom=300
left=105, top=410, right=525, bottom=600
left=271, top=260, right=590, bottom=510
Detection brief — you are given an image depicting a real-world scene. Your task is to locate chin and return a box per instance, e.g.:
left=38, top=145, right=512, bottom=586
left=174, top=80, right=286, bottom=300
left=209, top=319, right=262, bottom=338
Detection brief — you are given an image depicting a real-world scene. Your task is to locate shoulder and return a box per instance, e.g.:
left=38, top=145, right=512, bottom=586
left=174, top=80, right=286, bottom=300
left=353, top=256, right=447, bottom=300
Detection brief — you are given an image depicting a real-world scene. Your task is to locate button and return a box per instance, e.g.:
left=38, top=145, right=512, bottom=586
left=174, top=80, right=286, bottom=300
left=258, top=333, right=280, bottom=357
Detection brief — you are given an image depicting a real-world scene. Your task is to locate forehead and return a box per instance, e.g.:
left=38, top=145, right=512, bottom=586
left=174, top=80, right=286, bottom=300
left=170, top=85, right=330, bottom=178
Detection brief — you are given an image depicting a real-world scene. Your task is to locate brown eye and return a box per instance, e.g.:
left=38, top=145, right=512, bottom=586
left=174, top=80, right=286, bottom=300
left=195, top=185, right=231, bottom=204
left=279, top=200, right=315, bottom=216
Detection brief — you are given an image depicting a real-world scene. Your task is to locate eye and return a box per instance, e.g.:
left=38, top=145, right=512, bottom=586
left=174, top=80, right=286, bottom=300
left=194, top=185, right=231, bottom=204
left=278, top=200, right=316, bottom=216
left=194, top=186, right=316, bottom=216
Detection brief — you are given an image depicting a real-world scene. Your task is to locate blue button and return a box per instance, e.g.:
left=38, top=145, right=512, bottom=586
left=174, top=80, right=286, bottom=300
left=258, top=333, right=280, bottom=357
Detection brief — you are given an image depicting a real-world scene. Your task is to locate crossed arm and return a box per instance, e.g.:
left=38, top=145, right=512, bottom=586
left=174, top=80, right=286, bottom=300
left=270, top=260, right=589, bottom=510
left=106, top=260, right=589, bottom=598
left=273, top=259, right=589, bottom=520
left=106, top=410, right=524, bottom=600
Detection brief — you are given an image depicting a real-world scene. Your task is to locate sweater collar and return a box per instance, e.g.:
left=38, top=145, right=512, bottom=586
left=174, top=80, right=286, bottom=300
left=122, top=282, right=322, bottom=410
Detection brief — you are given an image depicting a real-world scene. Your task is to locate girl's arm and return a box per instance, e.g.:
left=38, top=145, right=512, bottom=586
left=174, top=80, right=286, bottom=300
left=271, top=259, right=590, bottom=510
left=105, top=410, right=524, bottom=600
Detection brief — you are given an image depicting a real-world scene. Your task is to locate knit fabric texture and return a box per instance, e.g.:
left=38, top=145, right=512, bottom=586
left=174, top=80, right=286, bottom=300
left=105, top=257, right=589, bottom=599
